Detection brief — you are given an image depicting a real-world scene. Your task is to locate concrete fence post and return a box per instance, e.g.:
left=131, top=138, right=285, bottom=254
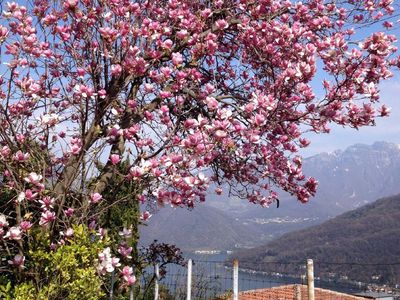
left=233, top=259, right=239, bottom=300
left=130, top=285, right=134, bottom=300
left=154, top=263, right=160, bottom=300
left=307, top=259, right=315, bottom=300
left=187, top=259, right=192, bottom=300
left=110, top=270, right=115, bottom=300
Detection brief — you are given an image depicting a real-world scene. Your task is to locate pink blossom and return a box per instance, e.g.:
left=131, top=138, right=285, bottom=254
left=176, top=29, right=188, bottom=39
left=64, top=208, right=75, bottom=217
left=39, top=113, right=59, bottom=126
left=129, top=166, right=144, bottom=180
left=24, top=172, right=42, bottom=185
left=121, top=266, right=136, bottom=286
left=39, top=197, right=55, bottom=210
left=97, top=247, right=121, bottom=274
left=215, top=187, right=223, bottom=195
left=215, top=19, right=228, bottom=30
left=70, top=144, right=81, bottom=155
left=379, top=105, right=390, bottom=116
left=8, top=254, right=25, bottom=268
left=0, top=214, right=9, bottom=228
left=20, top=221, right=32, bottom=231
left=98, top=89, right=106, bottom=98
left=14, top=151, right=30, bottom=162
left=5, top=226, right=22, bottom=240
left=108, top=125, right=122, bottom=138
left=111, top=64, right=122, bottom=76
left=144, top=84, right=154, bottom=93
left=205, top=97, right=218, bottom=110
left=162, top=39, right=173, bottom=50
left=118, top=244, right=133, bottom=258
left=24, top=189, right=38, bottom=201
left=39, top=211, right=55, bottom=226
left=90, top=193, right=103, bottom=204
left=110, top=154, right=121, bottom=165
left=172, top=52, right=183, bottom=66
left=0, top=146, right=11, bottom=158
left=140, top=211, right=152, bottom=221
left=61, top=228, right=74, bottom=238
left=63, top=0, right=78, bottom=10
left=118, top=227, right=132, bottom=238
left=0, top=25, right=9, bottom=42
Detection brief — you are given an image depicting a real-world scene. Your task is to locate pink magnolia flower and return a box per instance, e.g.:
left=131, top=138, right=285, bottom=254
left=14, top=150, right=30, bottom=162
left=97, top=247, right=121, bottom=274
left=0, top=146, right=11, bottom=158
left=90, top=193, right=103, bottom=204
left=98, top=89, right=107, bottom=98
left=8, top=254, right=25, bottom=268
left=140, top=211, right=152, bottom=221
left=24, top=172, right=42, bottom=185
left=64, top=207, right=75, bottom=217
left=121, top=266, right=136, bottom=286
left=39, top=113, right=59, bottom=126
left=63, top=0, right=78, bottom=10
left=0, top=214, right=9, bottom=228
left=61, top=228, right=74, bottom=238
left=39, top=196, right=55, bottom=210
left=215, top=19, right=228, bottom=30
left=176, top=29, right=188, bottom=39
left=20, top=221, right=32, bottom=231
left=111, top=64, right=122, bottom=76
left=215, top=187, right=223, bottom=195
left=118, top=227, right=132, bottom=238
left=110, top=154, right=121, bottom=165
left=24, top=189, right=38, bottom=201
left=0, top=25, right=9, bottom=42
left=379, top=105, right=390, bottom=117
left=205, top=96, right=218, bottom=110
left=172, top=52, right=183, bottom=66
left=39, top=211, right=55, bottom=226
left=108, top=125, right=122, bottom=139
left=118, top=244, right=133, bottom=258
left=5, top=226, right=22, bottom=240
left=70, top=144, right=81, bottom=155
left=162, top=39, right=173, bottom=50
left=129, top=166, right=144, bottom=180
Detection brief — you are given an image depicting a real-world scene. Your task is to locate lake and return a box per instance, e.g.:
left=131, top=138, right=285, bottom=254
left=146, top=252, right=368, bottom=299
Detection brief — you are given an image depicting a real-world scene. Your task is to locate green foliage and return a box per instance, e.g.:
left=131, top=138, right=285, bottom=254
left=0, top=281, right=13, bottom=300
left=1, top=224, right=107, bottom=300
left=99, top=160, right=141, bottom=236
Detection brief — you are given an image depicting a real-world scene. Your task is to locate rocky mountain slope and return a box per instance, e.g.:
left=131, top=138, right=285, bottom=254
left=140, top=142, right=400, bottom=250
left=222, top=141, right=400, bottom=239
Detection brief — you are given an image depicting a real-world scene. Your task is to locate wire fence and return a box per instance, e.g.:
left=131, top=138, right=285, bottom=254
left=112, top=258, right=400, bottom=300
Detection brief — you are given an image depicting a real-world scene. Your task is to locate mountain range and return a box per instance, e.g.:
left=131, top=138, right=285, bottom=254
left=139, top=204, right=262, bottom=251
left=140, top=141, right=400, bottom=251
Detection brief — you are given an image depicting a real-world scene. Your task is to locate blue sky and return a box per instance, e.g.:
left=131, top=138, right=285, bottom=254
left=299, top=17, right=400, bottom=157
left=300, top=77, right=400, bottom=157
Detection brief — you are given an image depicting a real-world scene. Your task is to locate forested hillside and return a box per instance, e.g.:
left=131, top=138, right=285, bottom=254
left=232, top=194, right=400, bottom=284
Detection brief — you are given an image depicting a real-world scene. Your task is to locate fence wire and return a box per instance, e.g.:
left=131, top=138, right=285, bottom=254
left=112, top=258, right=400, bottom=300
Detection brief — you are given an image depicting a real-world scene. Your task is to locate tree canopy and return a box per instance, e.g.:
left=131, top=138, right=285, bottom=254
left=0, top=0, right=398, bottom=296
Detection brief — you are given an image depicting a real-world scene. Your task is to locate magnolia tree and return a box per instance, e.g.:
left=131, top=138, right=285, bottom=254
left=0, top=0, right=398, bottom=297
